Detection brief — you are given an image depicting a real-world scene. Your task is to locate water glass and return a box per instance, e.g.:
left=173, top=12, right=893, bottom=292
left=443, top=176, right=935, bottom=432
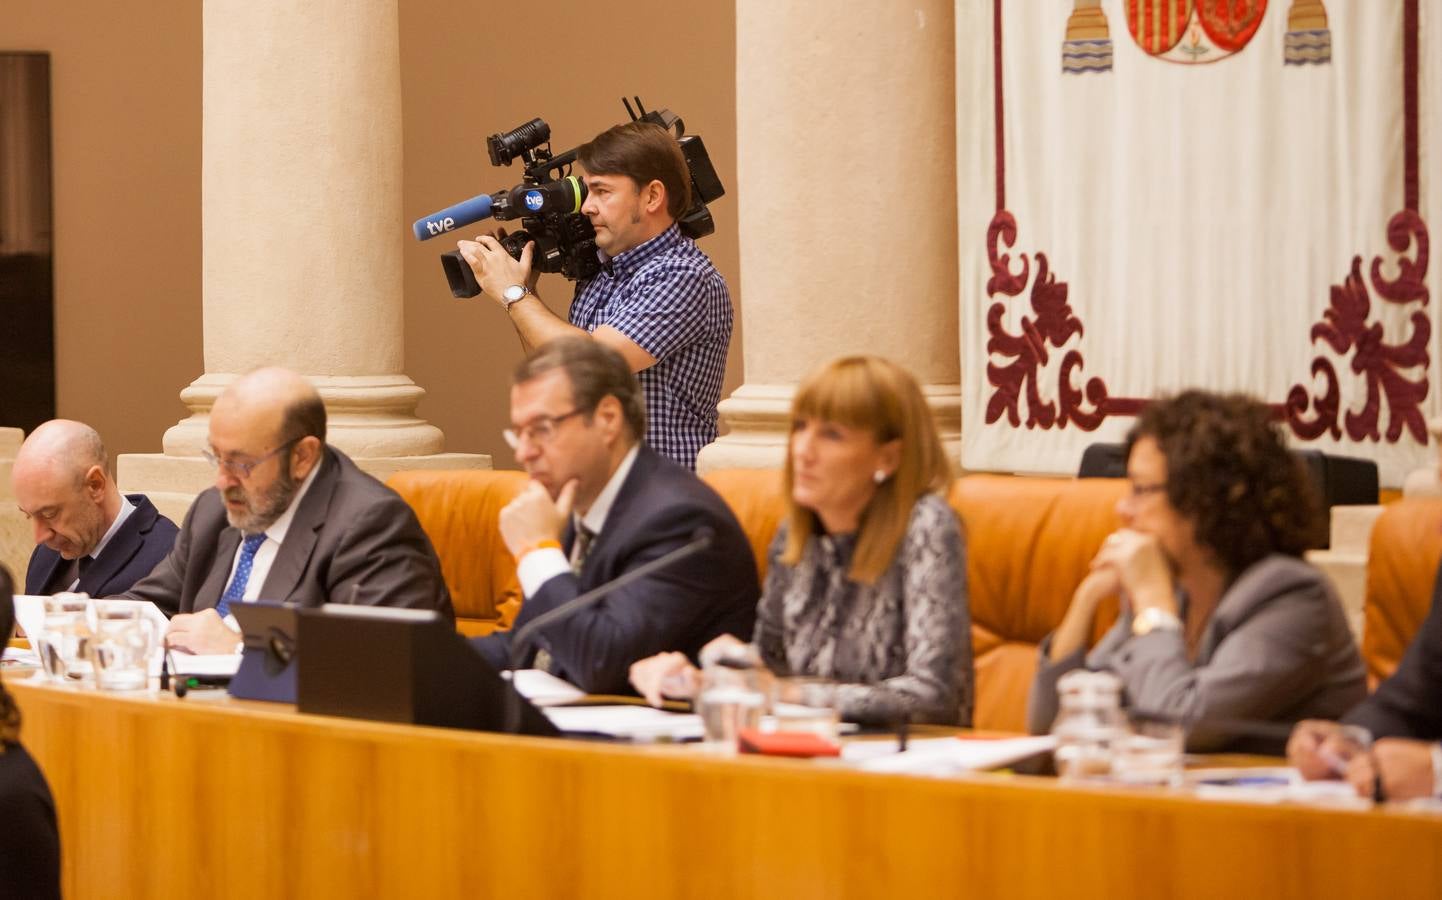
left=1051, top=669, right=1126, bottom=781
left=90, top=601, right=156, bottom=691
left=1111, top=713, right=1185, bottom=787
left=34, top=593, right=92, bottom=683
left=695, top=661, right=769, bottom=751
left=768, top=676, right=841, bottom=744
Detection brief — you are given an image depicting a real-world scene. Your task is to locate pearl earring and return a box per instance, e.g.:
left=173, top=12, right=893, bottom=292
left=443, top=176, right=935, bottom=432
left=873, top=469, right=888, bottom=484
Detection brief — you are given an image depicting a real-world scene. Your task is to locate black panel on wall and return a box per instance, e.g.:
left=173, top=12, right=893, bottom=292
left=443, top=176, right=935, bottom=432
left=0, top=52, right=56, bottom=434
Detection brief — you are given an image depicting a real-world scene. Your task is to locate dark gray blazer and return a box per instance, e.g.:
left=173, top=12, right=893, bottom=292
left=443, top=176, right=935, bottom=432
left=119, top=447, right=452, bottom=621
left=1028, top=554, right=1366, bottom=753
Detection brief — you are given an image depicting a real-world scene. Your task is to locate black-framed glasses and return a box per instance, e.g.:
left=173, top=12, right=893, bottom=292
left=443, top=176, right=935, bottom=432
left=1127, top=480, right=1167, bottom=498
left=503, top=408, right=589, bottom=450
left=201, top=438, right=299, bottom=479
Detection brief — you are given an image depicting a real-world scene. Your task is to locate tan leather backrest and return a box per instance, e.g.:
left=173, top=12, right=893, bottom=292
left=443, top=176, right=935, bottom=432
left=950, top=476, right=1126, bottom=731
left=392, top=466, right=1127, bottom=727
left=386, top=469, right=529, bottom=637
left=700, top=468, right=787, bottom=583
left=703, top=470, right=1126, bottom=732
left=1362, top=498, right=1442, bottom=688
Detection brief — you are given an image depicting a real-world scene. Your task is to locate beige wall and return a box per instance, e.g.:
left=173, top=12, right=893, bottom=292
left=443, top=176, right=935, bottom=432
left=399, top=1, right=741, bottom=463
left=4, top=0, right=741, bottom=470
left=5, top=0, right=203, bottom=460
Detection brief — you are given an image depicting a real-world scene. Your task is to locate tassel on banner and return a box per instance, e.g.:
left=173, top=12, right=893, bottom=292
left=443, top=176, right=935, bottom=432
left=1285, top=0, right=1332, bottom=66
left=1062, top=0, right=1112, bottom=75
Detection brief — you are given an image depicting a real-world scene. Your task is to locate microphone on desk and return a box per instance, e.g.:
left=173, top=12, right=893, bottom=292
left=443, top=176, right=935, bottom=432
left=503, top=527, right=716, bottom=733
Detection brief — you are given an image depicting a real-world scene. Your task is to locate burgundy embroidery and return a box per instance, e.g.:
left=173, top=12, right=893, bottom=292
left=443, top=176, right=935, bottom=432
left=988, top=1, right=1427, bottom=446
left=1287, top=211, right=1431, bottom=443
left=984, top=211, right=1127, bottom=432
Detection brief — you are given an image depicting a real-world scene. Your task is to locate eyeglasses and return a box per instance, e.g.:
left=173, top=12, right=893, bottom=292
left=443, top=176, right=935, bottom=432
left=503, top=408, right=589, bottom=450
left=1127, top=480, right=1167, bottom=498
left=202, top=438, right=298, bottom=479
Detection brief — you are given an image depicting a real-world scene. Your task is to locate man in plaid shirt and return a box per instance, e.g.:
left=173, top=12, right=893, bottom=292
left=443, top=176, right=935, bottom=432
left=459, top=122, right=732, bottom=469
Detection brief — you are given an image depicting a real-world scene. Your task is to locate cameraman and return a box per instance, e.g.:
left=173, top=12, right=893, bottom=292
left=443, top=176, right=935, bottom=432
left=457, top=121, right=732, bottom=470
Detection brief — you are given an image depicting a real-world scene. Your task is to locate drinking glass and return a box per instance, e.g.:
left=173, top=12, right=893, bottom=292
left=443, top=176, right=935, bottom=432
left=695, top=661, right=769, bottom=751
left=33, top=593, right=92, bottom=683
left=1051, top=669, right=1126, bottom=781
left=89, top=601, right=155, bottom=691
left=1111, top=712, right=1185, bottom=787
left=768, top=676, right=841, bottom=745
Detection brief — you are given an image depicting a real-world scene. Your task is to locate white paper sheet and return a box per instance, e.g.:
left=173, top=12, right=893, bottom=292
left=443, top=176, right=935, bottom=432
left=166, top=653, right=242, bottom=677
left=14, top=594, right=170, bottom=641
left=543, top=705, right=704, bottom=741
left=847, top=735, right=1057, bottom=776
left=13, top=594, right=240, bottom=678
left=503, top=669, right=587, bottom=707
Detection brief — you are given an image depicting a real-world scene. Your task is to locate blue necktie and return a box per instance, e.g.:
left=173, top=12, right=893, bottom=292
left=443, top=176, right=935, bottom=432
left=216, top=533, right=267, bottom=618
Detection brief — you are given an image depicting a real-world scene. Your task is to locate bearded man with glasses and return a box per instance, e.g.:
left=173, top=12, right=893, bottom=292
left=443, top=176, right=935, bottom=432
left=471, top=337, right=757, bottom=694
left=118, top=367, right=453, bottom=654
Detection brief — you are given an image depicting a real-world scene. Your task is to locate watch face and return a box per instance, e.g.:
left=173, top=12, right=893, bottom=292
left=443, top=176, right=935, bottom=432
left=504, top=285, right=526, bottom=302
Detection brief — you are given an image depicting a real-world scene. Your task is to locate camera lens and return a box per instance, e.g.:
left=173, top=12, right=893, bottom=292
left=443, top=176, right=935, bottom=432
left=487, top=118, right=551, bottom=167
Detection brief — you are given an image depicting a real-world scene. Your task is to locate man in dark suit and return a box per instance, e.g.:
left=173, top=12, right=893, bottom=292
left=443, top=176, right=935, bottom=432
left=472, top=337, right=758, bottom=694
left=11, top=420, right=179, bottom=597
left=1289, top=570, right=1442, bottom=801
left=118, top=367, right=452, bottom=653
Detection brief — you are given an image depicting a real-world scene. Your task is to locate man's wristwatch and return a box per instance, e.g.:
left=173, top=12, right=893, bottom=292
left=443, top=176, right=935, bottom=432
left=1131, top=606, right=1183, bottom=637
left=502, top=284, right=531, bottom=309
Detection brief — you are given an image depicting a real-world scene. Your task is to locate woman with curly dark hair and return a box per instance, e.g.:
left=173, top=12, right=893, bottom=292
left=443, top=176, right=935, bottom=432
left=1027, top=390, right=1366, bottom=753
left=0, top=565, right=61, bottom=899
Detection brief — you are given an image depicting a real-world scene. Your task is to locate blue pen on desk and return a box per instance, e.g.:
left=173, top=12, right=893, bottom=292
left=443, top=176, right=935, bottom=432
left=1200, top=775, right=1292, bottom=787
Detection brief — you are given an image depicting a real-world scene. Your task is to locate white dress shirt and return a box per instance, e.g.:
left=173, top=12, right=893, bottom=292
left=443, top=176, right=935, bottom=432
left=63, top=495, right=136, bottom=592
left=516, top=445, right=639, bottom=597
left=218, top=463, right=322, bottom=614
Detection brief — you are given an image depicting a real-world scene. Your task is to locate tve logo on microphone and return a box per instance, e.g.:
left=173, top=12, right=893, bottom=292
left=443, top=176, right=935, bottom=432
left=524, top=190, right=546, bottom=211
left=425, top=217, right=456, bottom=235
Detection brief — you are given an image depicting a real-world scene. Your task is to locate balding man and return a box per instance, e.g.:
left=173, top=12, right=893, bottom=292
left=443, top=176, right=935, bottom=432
left=119, top=367, right=453, bottom=654
left=12, top=420, right=179, bottom=597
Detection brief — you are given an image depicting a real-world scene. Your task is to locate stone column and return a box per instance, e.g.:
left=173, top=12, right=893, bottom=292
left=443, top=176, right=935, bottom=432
left=0, top=428, right=32, bottom=581
left=698, top=0, right=961, bottom=472
left=120, top=0, right=485, bottom=519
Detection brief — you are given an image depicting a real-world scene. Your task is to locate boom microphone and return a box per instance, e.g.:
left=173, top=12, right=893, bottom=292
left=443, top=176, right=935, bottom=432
left=507, top=526, right=714, bottom=673
left=503, top=527, right=715, bottom=732
left=412, top=192, right=497, bottom=241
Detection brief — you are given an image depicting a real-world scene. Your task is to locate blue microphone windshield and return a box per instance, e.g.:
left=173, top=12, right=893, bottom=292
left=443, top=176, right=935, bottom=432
left=412, top=192, right=495, bottom=241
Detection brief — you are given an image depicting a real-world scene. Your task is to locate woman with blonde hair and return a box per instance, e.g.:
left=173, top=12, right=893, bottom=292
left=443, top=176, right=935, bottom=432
left=630, top=356, right=973, bottom=725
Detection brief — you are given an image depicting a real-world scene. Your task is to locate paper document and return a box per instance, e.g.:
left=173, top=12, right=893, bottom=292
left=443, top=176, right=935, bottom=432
left=2, top=646, right=39, bottom=668
left=14, top=594, right=171, bottom=641
left=13, top=594, right=239, bottom=678
left=166, top=653, right=242, bottom=677
left=1185, top=767, right=1371, bottom=808
left=504, top=669, right=587, bottom=706
left=544, top=705, right=704, bottom=741
left=846, top=735, right=1057, bottom=776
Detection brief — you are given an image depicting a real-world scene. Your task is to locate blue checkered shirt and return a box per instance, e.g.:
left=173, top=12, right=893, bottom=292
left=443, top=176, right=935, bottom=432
left=568, top=224, right=732, bottom=469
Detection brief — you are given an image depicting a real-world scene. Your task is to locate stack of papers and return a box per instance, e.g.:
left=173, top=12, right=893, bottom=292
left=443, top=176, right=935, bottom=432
left=845, top=735, right=1057, bottom=776
left=12, top=594, right=241, bottom=679
left=543, top=705, right=704, bottom=741
left=1184, top=767, right=1372, bottom=808
left=504, top=669, right=588, bottom=706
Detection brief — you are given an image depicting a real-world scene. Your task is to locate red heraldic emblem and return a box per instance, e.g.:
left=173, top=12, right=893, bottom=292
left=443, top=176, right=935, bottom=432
left=1127, top=0, right=1267, bottom=64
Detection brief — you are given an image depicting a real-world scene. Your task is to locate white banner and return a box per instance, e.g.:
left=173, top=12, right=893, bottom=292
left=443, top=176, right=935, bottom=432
left=958, top=0, right=1439, bottom=487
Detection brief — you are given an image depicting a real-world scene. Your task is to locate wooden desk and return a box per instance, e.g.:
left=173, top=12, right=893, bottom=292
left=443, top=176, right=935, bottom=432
left=10, top=675, right=1442, bottom=900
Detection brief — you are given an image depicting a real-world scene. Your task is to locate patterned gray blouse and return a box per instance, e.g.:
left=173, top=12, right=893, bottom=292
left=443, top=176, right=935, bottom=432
left=754, top=493, right=973, bottom=726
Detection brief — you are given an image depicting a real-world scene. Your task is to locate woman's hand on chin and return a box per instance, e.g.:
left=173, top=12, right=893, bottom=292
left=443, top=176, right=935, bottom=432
left=1094, top=529, right=1176, bottom=615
